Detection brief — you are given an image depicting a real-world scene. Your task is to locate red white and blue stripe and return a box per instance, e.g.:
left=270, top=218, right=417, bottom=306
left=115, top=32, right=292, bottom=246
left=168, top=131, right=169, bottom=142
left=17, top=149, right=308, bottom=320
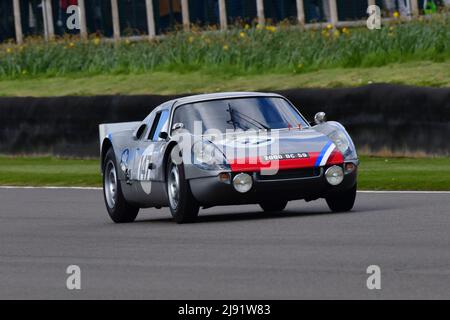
left=229, top=140, right=344, bottom=172
left=314, top=141, right=336, bottom=167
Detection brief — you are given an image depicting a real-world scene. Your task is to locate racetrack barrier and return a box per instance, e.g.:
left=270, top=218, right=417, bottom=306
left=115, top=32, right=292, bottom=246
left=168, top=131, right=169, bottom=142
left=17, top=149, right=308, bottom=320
left=0, top=84, right=448, bottom=157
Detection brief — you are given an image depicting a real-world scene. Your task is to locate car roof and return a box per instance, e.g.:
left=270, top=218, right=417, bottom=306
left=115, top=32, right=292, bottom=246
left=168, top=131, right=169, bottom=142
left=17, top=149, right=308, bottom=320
left=170, top=92, right=283, bottom=107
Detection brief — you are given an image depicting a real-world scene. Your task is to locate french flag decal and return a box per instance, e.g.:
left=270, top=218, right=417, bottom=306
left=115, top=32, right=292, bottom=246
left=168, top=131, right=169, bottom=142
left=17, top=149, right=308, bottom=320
left=315, top=141, right=337, bottom=167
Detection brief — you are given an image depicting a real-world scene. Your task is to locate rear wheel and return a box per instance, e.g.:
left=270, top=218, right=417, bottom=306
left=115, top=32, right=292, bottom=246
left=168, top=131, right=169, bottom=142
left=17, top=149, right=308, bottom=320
left=259, top=200, right=288, bottom=212
left=326, top=184, right=357, bottom=212
left=103, top=148, right=139, bottom=223
left=166, top=148, right=199, bottom=223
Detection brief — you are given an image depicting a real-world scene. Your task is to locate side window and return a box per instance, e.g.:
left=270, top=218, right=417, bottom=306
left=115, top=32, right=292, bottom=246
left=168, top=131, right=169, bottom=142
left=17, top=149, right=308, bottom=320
left=134, top=124, right=147, bottom=140
left=148, top=110, right=169, bottom=141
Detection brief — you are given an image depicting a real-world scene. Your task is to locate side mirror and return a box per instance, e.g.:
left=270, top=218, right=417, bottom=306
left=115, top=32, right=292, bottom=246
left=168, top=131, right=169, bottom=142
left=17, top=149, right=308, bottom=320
left=158, top=132, right=168, bottom=140
left=172, top=123, right=184, bottom=131
left=314, top=112, right=327, bottom=124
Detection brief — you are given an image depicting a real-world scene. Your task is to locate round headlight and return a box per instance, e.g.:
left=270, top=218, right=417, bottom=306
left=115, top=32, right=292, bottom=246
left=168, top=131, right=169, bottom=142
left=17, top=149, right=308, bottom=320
left=192, top=141, right=214, bottom=164
left=233, top=173, right=253, bottom=193
left=330, top=130, right=350, bottom=155
left=325, top=166, right=344, bottom=186
left=192, top=141, right=229, bottom=170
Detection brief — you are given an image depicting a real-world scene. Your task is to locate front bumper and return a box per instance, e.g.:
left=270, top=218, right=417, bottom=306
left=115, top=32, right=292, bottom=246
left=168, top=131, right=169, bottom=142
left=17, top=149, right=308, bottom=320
left=189, top=164, right=357, bottom=207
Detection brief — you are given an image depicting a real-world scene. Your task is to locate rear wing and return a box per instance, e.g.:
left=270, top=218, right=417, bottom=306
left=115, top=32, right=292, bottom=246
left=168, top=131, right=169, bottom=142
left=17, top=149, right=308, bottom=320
left=99, top=122, right=141, bottom=151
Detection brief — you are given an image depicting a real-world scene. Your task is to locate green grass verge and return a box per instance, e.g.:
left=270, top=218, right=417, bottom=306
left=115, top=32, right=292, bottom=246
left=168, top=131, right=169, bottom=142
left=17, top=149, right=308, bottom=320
left=0, top=156, right=449, bottom=191
left=1, top=14, right=449, bottom=79
left=357, top=156, right=450, bottom=191
left=0, top=61, right=449, bottom=97
left=0, top=157, right=100, bottom=187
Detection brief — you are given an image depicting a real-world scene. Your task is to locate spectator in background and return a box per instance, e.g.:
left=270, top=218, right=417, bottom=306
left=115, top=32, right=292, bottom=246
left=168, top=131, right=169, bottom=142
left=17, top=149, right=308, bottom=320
left=306, top=0, right=330, bottom=23
left=423, top=0, right=437, bottom=14
left=423, top=0, right=450, bottom=14
left=159, top=0, right=182, bottom=31
left=383, top=0, right=411, bottom=17
left=57, top=0, right=79, bottom=34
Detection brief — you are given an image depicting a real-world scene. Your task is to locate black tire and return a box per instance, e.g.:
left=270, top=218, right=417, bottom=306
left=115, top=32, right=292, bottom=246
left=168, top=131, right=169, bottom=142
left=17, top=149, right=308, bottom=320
left=326, top=184, right=357, bottom=212
left=259, top=200, right=288, bottom=212
left=166, top=147, right=200, bottom=224
left=102, top=148, right=139, bottom=223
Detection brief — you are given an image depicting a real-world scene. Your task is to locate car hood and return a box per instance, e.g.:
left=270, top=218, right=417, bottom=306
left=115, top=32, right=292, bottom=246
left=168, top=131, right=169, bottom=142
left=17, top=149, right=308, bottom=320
left=210, top=128, right=344, bottom=172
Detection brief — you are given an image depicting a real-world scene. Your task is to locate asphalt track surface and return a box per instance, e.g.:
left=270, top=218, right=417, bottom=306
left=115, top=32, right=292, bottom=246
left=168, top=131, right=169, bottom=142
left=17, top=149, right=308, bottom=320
left=0, top=188, right=449, bottom=299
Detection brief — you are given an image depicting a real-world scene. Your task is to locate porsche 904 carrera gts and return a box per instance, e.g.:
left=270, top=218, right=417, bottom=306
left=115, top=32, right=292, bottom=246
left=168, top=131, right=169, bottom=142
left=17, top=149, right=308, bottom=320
left=99, top=92, right=358, bottom=223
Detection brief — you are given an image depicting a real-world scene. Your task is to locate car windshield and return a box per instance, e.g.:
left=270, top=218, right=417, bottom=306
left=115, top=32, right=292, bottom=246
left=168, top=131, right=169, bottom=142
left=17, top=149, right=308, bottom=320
left=172, top=97, right=309, bottom=134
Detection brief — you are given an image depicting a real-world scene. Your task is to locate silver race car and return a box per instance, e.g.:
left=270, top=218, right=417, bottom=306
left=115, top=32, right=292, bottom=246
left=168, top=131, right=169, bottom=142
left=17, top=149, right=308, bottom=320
left=99, top=92, right=358, bottom=223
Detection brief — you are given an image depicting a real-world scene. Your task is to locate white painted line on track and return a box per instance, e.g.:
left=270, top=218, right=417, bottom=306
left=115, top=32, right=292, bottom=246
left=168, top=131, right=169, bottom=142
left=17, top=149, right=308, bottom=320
left=0, top=186, right=101, bottom=190
left=0, top=186, right=449, bottom=194
left=358, top=190, right=450, bottom=194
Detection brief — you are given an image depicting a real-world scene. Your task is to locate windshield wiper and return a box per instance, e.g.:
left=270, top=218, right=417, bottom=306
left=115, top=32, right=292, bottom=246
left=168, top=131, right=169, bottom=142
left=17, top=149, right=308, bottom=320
left=227, top=104, right=245, bottom=131
left=227, top=104, right=270, bottom=131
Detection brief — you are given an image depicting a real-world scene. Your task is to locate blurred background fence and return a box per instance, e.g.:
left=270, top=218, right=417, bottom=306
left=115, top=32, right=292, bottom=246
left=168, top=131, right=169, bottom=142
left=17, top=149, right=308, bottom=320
left=1, top=0, right=449, bottom=43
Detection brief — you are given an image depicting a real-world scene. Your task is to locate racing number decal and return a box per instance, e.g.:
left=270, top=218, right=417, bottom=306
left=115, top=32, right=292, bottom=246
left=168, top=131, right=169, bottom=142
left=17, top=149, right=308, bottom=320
left=137, top=144, right=155, bottom=181
left=138, top=155, right=152, bottom=181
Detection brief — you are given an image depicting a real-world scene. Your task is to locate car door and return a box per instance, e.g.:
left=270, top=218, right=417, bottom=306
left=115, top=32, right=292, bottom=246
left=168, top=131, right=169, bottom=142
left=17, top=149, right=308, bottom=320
left=126, top=115, right=153, bottom=183
left=131, top=108, right=170, bottom=205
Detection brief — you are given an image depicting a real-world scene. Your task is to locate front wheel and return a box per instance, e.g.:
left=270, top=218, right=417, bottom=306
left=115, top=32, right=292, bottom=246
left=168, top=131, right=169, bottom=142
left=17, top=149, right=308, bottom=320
left=259, top=200, right=288, bottom=212
left=166, top=150, right=199, bottom=224
left=325, top=184, right=357, bottom=212
left=103, top=148, right=139, bottom=223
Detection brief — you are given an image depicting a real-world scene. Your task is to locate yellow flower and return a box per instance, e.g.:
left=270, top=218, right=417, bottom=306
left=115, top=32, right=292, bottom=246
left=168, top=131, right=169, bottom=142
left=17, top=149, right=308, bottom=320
left=93, top=37, right=100, bottom=45
left=326, top=23, right=333, bottom=30
left=239, top=32, right=246, bottom=38
left=393, top=11, right=400, bottom=18
left=321, top=29, right=329, bottom=37
left=223, top=44, right=229, bottom=51
left=256, top=24, right=262, bottom=30
left=68, top=42, right=75, bottom=48
left=265, top=26, right=276, bottom=32
left=244, top=24, right=250, bottom=30
left=191, top=25, right=199, bottom=33
left=342, top=27, right=350, bottom=35
left=125, top=39, right=131, bottom=45
left=333, top=30, right=340, bottom=38
left=6, top=47, right=12, bottom=54
left=188, top=36, right=194, bottom=43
